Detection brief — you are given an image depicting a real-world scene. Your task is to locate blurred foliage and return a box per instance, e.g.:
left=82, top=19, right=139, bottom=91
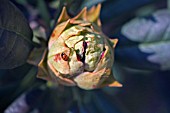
left=117, top=9, right=170, bottom=70
left=0, top=0, right=170, bottom=113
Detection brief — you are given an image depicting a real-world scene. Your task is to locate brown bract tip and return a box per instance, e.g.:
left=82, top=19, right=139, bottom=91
left=58, top=7, right=70, bottom=24
left=72, top=7, right=87, bottom=21
left=110, top=38, right=118, bottom=48
left=58, top=4, right=102, bottom=27
left=87, top=4, right=101, bottom=27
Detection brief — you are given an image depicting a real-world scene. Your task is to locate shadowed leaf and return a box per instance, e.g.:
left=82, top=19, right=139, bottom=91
left=0, top=0, right=34, bottom=69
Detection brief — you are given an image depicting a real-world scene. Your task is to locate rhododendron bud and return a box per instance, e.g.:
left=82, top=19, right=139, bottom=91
left=37, top=4, right=122, bottom=90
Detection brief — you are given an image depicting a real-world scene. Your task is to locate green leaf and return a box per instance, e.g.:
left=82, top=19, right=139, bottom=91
left=0, top=0, right=34, bottom=69
left=117, top=9, right=170, bottom=70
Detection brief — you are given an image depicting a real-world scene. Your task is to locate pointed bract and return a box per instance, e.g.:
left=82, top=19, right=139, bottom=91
left=108, top=81, right=123, bottom=87
left=37, top=49, right=52, bottom=81
left=57, top=7, right=70, bottom=24
left=71, top=7, right=87, bottom=21
left=110, top=38, right=118, bottom=48
left=87, top=4, right=101, bottom=26
left=100, top=72, right=122, bottom=87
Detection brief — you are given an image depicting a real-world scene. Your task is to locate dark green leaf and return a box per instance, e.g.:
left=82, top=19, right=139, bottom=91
left=0, top=0, right=34, bottom=69
left=0, top=64, right=35, bottom=112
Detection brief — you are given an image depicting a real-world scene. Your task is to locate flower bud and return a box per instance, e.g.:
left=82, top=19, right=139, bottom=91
left=37, top=4, right=122, bottom=90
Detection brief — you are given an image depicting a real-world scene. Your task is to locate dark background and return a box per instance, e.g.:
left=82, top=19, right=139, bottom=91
left=0, top=0, right=170, bottom=113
